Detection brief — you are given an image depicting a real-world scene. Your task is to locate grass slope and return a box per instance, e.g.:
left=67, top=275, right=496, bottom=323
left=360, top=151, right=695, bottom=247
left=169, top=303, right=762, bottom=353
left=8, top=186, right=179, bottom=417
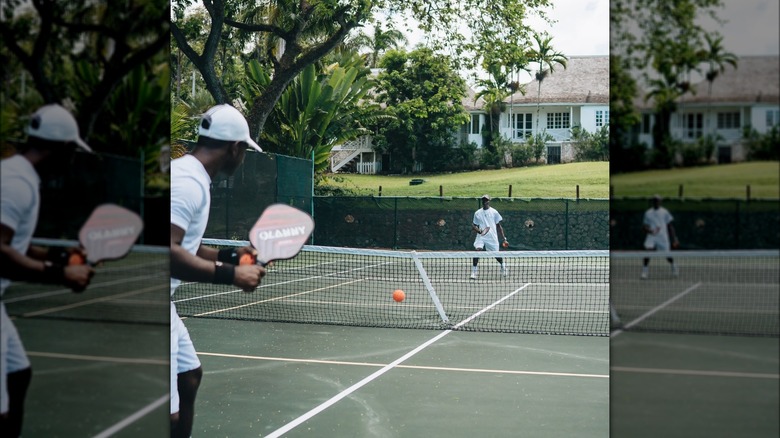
left=611, top=161, right=779, bottom=199
left=323, top=162, right=610, bottom=198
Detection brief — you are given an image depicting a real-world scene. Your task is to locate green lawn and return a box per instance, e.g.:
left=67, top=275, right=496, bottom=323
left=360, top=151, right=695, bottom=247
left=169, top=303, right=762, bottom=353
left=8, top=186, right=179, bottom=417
left=611, top=162, right=779, bottom=199
left=321, top=161, right=610, bottom=198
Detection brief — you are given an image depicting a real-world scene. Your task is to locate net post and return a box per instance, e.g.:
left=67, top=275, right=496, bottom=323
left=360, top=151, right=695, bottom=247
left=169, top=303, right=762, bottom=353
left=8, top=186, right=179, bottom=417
left=410, top=251, right=450, bottom=326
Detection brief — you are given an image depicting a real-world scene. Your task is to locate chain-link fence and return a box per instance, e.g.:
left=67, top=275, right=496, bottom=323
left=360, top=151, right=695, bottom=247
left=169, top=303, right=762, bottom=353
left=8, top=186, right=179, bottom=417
left=311, top=197, right=609, bottom=250
left=35, top=152, right=166, bottom=245
left=610, top=198, right=780, bottom=250
left=205, top=152, right=313, bottom=239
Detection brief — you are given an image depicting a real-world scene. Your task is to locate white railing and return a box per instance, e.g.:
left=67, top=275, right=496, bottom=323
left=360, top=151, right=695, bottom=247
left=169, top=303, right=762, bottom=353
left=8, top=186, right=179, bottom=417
left=331, top=148, right=363, bottom=172
left=356, top=161, right=382, bottom=174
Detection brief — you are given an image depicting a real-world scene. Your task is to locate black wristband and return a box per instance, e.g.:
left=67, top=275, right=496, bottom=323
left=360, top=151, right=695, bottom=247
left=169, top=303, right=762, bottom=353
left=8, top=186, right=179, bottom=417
left=42, top=261, right=66, bottom=282
left=214, top=261, right=235, bottom=285
left=46, top=247, right=69, bottom=264
left=218, top=248, right=239, bottom=265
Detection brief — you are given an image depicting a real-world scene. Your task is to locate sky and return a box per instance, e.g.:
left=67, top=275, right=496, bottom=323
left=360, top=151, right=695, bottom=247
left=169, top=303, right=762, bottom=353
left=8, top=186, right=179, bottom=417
left=383, top=0, right=609, bottom=86
left=698, top=0, right=780, bottom=56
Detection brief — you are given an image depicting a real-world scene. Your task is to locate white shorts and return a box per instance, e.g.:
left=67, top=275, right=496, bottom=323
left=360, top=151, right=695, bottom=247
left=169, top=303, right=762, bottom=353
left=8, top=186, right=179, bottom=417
left=1, top=303, right=31, bottom=414
left=474, top=236, right=499, bottom=252
left=171, top=303, right=201, bottom=415
left=644, top=234, right=670, bottom=251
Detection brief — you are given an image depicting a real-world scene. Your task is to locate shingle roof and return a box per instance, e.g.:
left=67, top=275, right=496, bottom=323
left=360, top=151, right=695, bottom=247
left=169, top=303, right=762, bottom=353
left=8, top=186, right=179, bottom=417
left=508, top=56, right=609, bottom=105
left=463, top=86, right=486, bottom=111
left=635, top=55, right=779, bottom=109
left=689, top=55, right=779, bottom=104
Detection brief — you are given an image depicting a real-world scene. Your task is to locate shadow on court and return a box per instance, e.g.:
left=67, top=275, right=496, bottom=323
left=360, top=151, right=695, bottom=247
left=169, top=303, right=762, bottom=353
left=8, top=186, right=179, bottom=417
left=186, top=318, right=609, bottom=437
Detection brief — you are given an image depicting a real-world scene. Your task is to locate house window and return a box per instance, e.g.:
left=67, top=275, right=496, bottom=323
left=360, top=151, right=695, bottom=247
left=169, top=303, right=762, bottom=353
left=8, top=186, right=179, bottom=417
left=684, top=113, right=703, bottom=139
left=547, top=112, right=570, bottom=129
left=717, top=112, right=741, bottom=129
left=641, top=114, right=651, bottom=134
left=469, top=114, right=480, bottom=135
left=513, top=113, right=532, bottom=139
left=595, top=110, right=610, bottom=127
left=766, top=109, right=780, bottom=127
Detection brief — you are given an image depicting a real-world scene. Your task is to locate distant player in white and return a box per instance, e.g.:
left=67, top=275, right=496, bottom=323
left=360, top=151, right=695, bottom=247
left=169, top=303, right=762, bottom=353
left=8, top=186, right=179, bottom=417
left=471, top=194, right=508, bottom=279
left=641, top=195, right=679, bottom=279
left=1, top=105, right=94, bottom=437
left=169, top=104, right=265, bottom=438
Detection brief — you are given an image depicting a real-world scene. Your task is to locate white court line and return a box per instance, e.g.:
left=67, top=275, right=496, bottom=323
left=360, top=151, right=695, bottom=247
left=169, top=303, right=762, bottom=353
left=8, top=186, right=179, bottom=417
left=197, top=351, right=608, bottom=379
left=193, top=279, right=365, bottom=317
left=92, top=394, right=170, bottom=438
left=2, top=272, right=166, bottom=304
left=21, top=284, right=167, bottom=317
left=27, top=351, right=167, bottom=365
left=174, top=260, right=393, bottom=304
left=611, top=282, right=702, bottom=337
left=611, top=366, right=779, bottom=379
left=263, top=283, right=533, bottom=438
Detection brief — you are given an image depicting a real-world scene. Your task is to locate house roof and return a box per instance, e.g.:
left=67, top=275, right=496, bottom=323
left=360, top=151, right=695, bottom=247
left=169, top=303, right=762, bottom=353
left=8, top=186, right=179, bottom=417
left=635, top=55, right=779, bottom=109
left=507, top=56, right=609, bottom=105
left=689, top=55, right=779, bottom=104
left=463, top=86, right=486, bottom=111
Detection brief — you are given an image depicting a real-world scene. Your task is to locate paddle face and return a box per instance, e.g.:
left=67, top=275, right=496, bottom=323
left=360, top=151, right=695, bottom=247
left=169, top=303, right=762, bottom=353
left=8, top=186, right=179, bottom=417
left=78, top=204, right=143, bottom=264
left=249, top=204, right=314, bottom=265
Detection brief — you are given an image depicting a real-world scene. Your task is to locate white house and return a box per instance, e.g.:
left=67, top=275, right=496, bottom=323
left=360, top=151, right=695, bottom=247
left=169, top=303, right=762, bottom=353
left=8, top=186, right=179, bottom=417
left=331, top=55, right=609, bottom=173
left=462, top=55, right=609, bottom=164
left=635, top=55, right=779, bottom=163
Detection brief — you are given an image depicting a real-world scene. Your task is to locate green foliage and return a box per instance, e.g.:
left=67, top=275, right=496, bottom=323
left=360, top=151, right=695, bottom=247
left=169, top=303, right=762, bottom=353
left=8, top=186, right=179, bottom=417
left=2, top=0, right=169, bottom=194
left=450, top=140, right=479, bottom=170
left=526, top=131, right=553, bottom=163
left=743, top=125, right=780, bottom=161
left=611, top=0, right=729, bottom=169
left=242, top=53, right=382, bottom=172
left=571, top=125, right=610, bottom=162
left=510, top=142, right=534, bottom=167
left=374, top=48, right=470, bottom=173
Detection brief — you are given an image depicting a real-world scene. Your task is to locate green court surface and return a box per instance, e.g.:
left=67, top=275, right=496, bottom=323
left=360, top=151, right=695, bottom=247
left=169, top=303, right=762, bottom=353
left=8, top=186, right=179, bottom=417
left=3, top=247, right=169, bottom=437
left=11, top=318, right=169, bottom=437
left=610, top=332, right=779, bottom=438
left=185, top=318, right=609, bottom=437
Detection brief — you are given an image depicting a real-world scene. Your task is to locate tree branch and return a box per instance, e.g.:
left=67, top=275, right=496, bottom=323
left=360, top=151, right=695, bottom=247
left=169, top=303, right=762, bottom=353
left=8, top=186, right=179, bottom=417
left=225, top=18, right=286, bottom=37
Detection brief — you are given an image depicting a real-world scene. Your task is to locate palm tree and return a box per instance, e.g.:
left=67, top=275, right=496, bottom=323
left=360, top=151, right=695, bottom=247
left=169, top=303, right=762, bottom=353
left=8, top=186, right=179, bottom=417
left=700, top=33, right=737, bottom=136
left=349, top=23, right=407, bottom=68
left=527, top=32, right=567, bottom=136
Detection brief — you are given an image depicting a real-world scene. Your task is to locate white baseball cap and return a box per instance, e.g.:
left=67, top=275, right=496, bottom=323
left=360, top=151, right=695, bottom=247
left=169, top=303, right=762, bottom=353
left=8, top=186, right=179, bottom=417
left=481, top=194, right=491, bottom=200
left=198, top=104, right=263, bottom=152
left=25, top=104, right=93, bottom=152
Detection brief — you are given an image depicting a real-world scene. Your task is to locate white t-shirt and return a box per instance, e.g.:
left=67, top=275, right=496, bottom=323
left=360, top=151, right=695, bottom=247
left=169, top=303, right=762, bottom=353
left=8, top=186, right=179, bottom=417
left=1, top=155, right=41, bottom=296
left=643, top=206, right=673, bottom=249
left=170, top=154, right=212, bottom=296
left=473, top=207, right=503, bottom=249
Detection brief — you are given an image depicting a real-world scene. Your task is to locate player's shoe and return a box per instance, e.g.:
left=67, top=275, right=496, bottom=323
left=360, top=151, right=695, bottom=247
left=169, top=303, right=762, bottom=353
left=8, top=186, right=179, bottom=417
left=470, top=268, right=478, bottom=280
left=672, top=265, right=679, bottom=277
left=500, top=265, right=508, bottom=277
left=640, top=270, right=648, bottom=280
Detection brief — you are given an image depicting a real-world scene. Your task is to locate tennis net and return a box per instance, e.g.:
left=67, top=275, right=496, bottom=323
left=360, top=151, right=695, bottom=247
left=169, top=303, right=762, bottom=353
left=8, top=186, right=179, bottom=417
left=173, top=239, right=609, bottom=336
left=2, top=238, right=169, bottom=325
left=611, top=250, right=779, bottom=336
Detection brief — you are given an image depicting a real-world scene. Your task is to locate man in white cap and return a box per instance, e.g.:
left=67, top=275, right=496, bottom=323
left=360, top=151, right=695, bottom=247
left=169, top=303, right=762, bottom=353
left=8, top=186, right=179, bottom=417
left=470, top=194, right=508, bottom=279
left=641, top=194, right=679, bottom=279
left=169, top=104, right=266, bottom=437
left=1, top=104, right=95, bottom=436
